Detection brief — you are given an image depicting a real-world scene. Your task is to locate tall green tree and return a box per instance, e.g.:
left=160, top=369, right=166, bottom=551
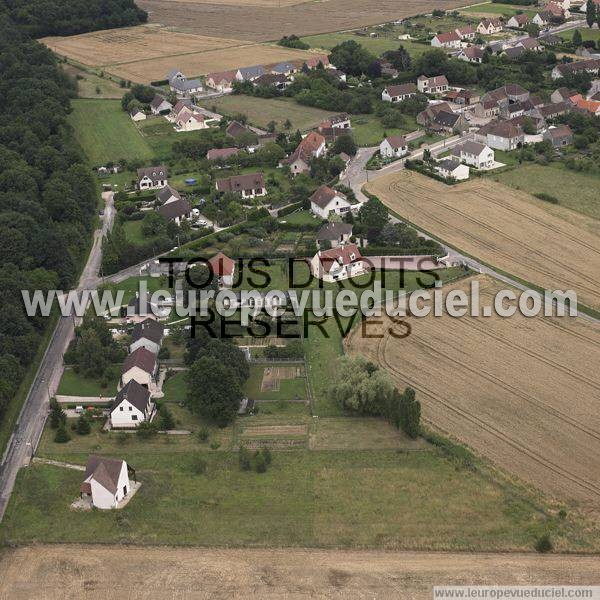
left=586, top=0, right=597, bottom=27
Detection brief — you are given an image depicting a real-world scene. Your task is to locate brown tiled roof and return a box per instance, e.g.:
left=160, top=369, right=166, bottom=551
left=207, top=147, right=239, bottom=161
left=84, top=456, right=126, bottom=495
left=316, top=222, right=353, bottom=241
left=384, top=83, right=417, bottom=96
left=111, top=380, right=151, bottom=413
left=208, top=252, right=235, bottom=277
left=310, top=185, right=346, bottom=210
left=122, top=347, right=157, bottom=376
left=157, top=197, right=191, bottom=221
left=137, top=165, right=168, bottom=184
left=285, top=131, right=326, bottom=166
left=434, top=31, right=460, bottom=43
left=226, top=121, right=251, bottom=139
left=216, top=172, right=265, bottom=193
left=384, top=135, right=408, bottom=149
left=318, top=243, right=362, bottom=271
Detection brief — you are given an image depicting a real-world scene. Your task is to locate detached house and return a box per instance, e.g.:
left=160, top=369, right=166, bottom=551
left=451, top=141, right=495, bottom=168
left=310, top=185, right=353, bottom=219
left=157, top=191, right=191, bottom=224
left=382, top=83, right=417, bottom=103
left=417, top=75, right=449, bottom=94
left=80, top=456, right=132, bottom=510
left=458, top=46, right=485, bottom=63
left=316, top=222, right=353, bottom=248
left=477, top=18, right=503, bottom=35
left=380, top=135, right=409, bottom=158
left=167, top=69, right=203, bottom=96
left=455, top=25, right=476, bottom=40
left=216, top=173, right=266, bottom=198
left=318, top=114, right=351, bottom=141
left=475, top=121, right=524, bottom=151
left=236, top=65, right=266, bottom=82
left=130, top=318, right=164, bottom=355
left=150, top=95, right=173, bottom=115
left=431, top=31, right=461, bottom=49
left=208, top=252, right=236, bottom=287
left=436, top=158, right=470, bottom=181
left=206, top=70, right=237, bottom=92
left=174, top=108, right=209, bottom=132
left=551, top=58, right=600, bottom=80
left=507, top=14, right=530, bottom=29
left=207, top=147, right=240, bottom=163
left=110, top=381, right=154, bottom=429
left=120, top=347, right=158, bottom=390
left=543, top=124, right=573, bottom=148
left=311, top=244, right=365, bottom=282
left=130, top=108, right=146, bottom=122
left=281, top=131, right=326, bottom=175
left=137, top=165, right=168, bottom=190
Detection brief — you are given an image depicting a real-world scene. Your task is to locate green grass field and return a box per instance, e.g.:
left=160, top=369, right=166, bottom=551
left=557, top=28, right=600, bottom=42
left=69, top=99, right=154, bottom=166
left=244, top=364, right=307, bottom=402
left=208, top=96, right=337, bottom=132
left=351, top=114, right=421, bottom=147
left=494, top=163, right=600, bottom=220
left=3, top=446, right=593, bottom=550
left=460, top=2, right=537, bottom=17
left=57, top=365, right=121, bottom=397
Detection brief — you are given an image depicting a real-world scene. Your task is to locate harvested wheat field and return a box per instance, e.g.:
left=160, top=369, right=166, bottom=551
left=2, top=545, right=600, bottom=599
left=346, top=275, right=600, bottom=503
left=367, top=170, right=600, bottom=311
left=138, top=0, right=469, bottom=41
left=42, top=25, right=241, bottom=67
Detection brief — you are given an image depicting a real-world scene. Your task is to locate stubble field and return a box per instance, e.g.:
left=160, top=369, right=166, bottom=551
left=137, top=0, right=470, bottom=41
left=367, top=170, right=600, bottom=311
left=2, top=545, right=600, bottom=600
left=346, top=275, right=600, bottom=503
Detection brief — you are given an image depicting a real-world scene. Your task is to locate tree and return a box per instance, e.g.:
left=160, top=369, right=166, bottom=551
left=239, top=446, right=252, bottom=471
left=329, top=40, right=377, bottom=76
left=187, top=357, right=242, bottom=426
left=76, top=413, right=91, bottom=435
left=586, top=0, right=596, bottom=28
left=283, top=118, right=292, bottom=130
left=54, top=424, right=71, bottom=443
left=535, top=534, right=553, bottom=553
left=382, top=46, right=412, bottom=71
left=49, top=398, right=66, bottom=429
left=525, top=22, right=540, bottom=38
left=136, top=421, right=158, bottom=439
left=75, top=329, right=107, bottom=378
left=398, top=387, right=421, bottom=439
left=572, top=29, right=582, bottom=47
left=158, top=404, right=175, bottom=430
left=358, top=197, right=389, bottom=230
left=254, top=451, right=267, bottom=473
left=141, top=211, right=166, bottom=237
left=331, top=134, right=357, bottom=156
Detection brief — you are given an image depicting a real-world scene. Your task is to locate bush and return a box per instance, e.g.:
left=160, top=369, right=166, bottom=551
left=535, top=534, right=553, bottom=553
left=116, top=432, right=128, bottom=445
left=54, top=425, right=71, bottom=443
left=158, top=405, right=175, bottom=430
left=261, top=448, right=272, bottom=466
left=534, top=192, right=559, bottom=204
left=76, top=414, right=91, bottom=435
left=197, top=426, right=210, bottom=442
left=254, top=451, right=268, bottom=473
left=136, top=421, right=158, bottom=439
left=210, top=440, right=221, bottom=450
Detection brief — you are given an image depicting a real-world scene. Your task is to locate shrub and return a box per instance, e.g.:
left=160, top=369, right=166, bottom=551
left=197, top=427, right=210, bottom=442
left=54, top=424, right=71, bottom=443
left=535, top=534, right=553, bottom=553
left=115, top=432, right=128, bottom=445
left=158, top=405, right=175, bottom=431
left=136, top=421, right=158, bottom=439
left=261, top=448, right=272, bottom=466
left=76, top=414, right=91, bottom=435
left=254, top=451, right=267, bottom=473
left=210, top=440, right=221, bottom=450
left=534, top=192, right=559, bottom=204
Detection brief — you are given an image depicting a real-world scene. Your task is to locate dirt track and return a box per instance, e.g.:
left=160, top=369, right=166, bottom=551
left=367, top=171, right=600, bottom=311
left=137, top=0, right=469, bottom=41
left=1, top=544, right=599, bottom=599
left=346, top=275, right=600, bottom=503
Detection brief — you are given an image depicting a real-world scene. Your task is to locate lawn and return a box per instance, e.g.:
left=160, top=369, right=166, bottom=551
left=61, top=63, right=124, bottom=99
left=494, top=163, right=600, bottom=220
left=57, top=365, right=121, bottom=397
left=2, top=447, right=596, bottom=551
left=162, top=371, right=188, bottom=404
left=208, top=96, right=337, bottom=131
left=69, top=99, right=154, bottom=166
left=557, top=28, right=600, bottom=42
left=280, top=210, right=320, bottom=227
left=100, top=275, right=173, bottom=307
left=460, top=2, right=537, bottom=17
left=244, top=363, right=307, bottom=402
left=351, top=114, right=420, bottom=147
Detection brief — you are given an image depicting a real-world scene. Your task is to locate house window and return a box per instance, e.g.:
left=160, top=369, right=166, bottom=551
left=132, top=415, right=138, bottom=421
left=120, top=406, right=124, bottom=411
left=129, top=406, right=132, bottom=411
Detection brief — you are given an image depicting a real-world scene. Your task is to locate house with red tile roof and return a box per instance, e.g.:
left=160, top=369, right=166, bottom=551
left=310, top=244, right=366, bottom=282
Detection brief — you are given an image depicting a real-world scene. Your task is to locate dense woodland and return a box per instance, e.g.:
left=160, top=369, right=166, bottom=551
left=4, top=0, right=146, bottom=38
left=0, top=2, right=134, bottom=434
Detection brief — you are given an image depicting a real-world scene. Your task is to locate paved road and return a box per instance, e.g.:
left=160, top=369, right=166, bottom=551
left=0, top=192, right=115, bottom=521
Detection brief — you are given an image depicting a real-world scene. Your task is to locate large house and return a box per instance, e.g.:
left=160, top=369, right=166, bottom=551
left=380, top=135, right=409, bottom=158
left=455, top=25, right=476, bottom=40
left=150, top=95, right=172, bottom=115
left=451, top=141, right=495, bottom=169
left=477, top=18, right=503, bottom=35
left=281, top=131, right=326, bottom=175
left=417, top=75, right=449, bottom=94
left=309, top=185, right=353, bottom=219
left=174, top=107, right=209, bottom=132
left=208, top=252, right=236, bottom=287
left=167, top=69, right=203, bottom=96
left=225, top=120, right=255, bottom=143
left=316, top=222, right=353, bottom=248
left=236, top=65, right=266, bottom=81
left=215, top=173, right=266, bottom=198
left=156, top=186, right=191, bottom=224
left=310, top=244, right=365, bottom=282
left=551, top=58, right=600, bottom=80
left=416, top=102, right=455, bottom=126
left=436, top=158, right=470, bottom=181
left=205, top=70, right=237, bottom=92
left=137, top=166, right=168, bottom=190
left=475, top=121, right=524, bottom=151
left=431, top=31, right=461, bottom=49
left=120, top=347, right=158, bottom=390
left=507, top=14, right=530, bottom=28
left=80, top=456, right=132, bottom=510
left=130, top=318, right=164, bottom=355
left=381, top=83, right=417, bottom=103
left=110, top=381, right=154, bottom=429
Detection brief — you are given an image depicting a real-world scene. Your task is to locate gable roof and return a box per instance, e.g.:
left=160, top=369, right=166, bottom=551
left=238, top=65, right=265, bottom=79
left=317, top=243, right=362, bottom=271
left=434, top=110, right=460, bottom=128
left=157, top=185, right=181, bottom=204
left=137, top=165, right=168, bottom=183
left=461, top=46, right=485, bottom=60
left=438, top=158, right=464, bottom=173
left=384, top=83, right=417, bottom=96
left=510, top=13, right=529, bottom=24
left=271, top=61, right=296, bottom=73
left=84, top=456, right=125, bottom=495
left=150, top=95, right=171, bottom=110
left=482, top=120, right=524, bottom=139
left=310, top=185, right=348, bottom=210
left=111, top=380, right=151, bottom=413
left=132, top=318, right=164, bottom=345
left=226, top=120, right=252, bottom=139
left=216, top=172, right=265, bottom=193
left=208, top=252, right=235, bottom=277
left=158, top=197, right=191, bottom=220
left=316, top=222, right=353, bottom=241
left=434, top=31, right=460, bottom=44
left=285, top=131, right=326, bottom=166
left=418, top=74, right=449, bottom=87
left=207, top=70, right=237, bottom=84
left=254, top=73, right=288, bottom=87
left=453, top=140, right=489, bottom=156
left=207, top=147, right=240, bottom=161
left=122, top=347, right=157, bottom=376
left=383, top=135, right=408, bottom=149
left=544, top=124, right=573, bottom=139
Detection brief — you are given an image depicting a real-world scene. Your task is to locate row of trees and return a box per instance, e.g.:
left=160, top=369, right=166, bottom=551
left=328, top=356, right=421, bottom=438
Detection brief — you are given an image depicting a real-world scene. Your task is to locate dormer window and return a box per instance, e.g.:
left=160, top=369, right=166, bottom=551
left=350, top=253, right=356, bottom=261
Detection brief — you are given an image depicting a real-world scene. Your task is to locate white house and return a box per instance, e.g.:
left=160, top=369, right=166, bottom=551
left=381, top=83, right=418, bottom=103
left=380, top=135, right=409, bottom=158
left=205, top=70, right=237, bottom=92
left=215, top=173, right=266, bottom=199
left=309, top=185, right=353, bottom=219
left=458, top=46, right=485, bottom=64
left=475, top=121, right=524, bottom=151
left=167, top=69, right=203, bottom=96
left=310, top=244, right=366, bottom=282
left=477, top=18, right=503, bottom=35
left=436, top=158, right=470, bottom=181
left=110, top=380, right=154, bottom=429
left=208, top=252, right=236, bottom=287
left=455, top=25, right=476, bottom=40
left=119, top=347, right=158, bottom=390
left=130, top=108, right=146, bottom=122
left=130, top=318, right=164, bottom=355
left=280, top=131, right=326, bottom=175
left=532, top=12, right=550, bottom=26
left=150, top=95, right=173, bottom=115
left=137, top=165, right=168, bottom=190
left=174, top=108, right=209, bottom=132
left=417, top=75, right=449, bottom=94
left=507, top=14, right=530, bottom=29
left=451, top=141, right=495, bottom=168
left=80, top=456, right=132, bottom=510
left=431, top=30, right=462, bottom=48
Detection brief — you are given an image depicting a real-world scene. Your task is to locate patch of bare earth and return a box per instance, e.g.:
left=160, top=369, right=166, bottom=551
left=346, top=274, right=600, bottom=503
left=1, top=545, right=600, bottom=599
